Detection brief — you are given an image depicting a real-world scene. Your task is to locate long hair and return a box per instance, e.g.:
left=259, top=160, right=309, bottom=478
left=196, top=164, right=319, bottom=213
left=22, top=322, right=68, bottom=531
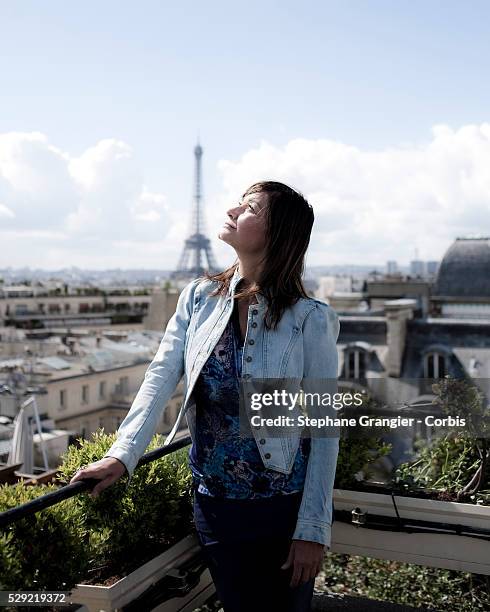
left=203, top=181, right=315, bottom=330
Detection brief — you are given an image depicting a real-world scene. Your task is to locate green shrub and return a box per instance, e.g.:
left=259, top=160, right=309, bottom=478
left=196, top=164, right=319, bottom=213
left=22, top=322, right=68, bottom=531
left=0, top=482, right=89, bottom=591
left=394, top=377, right=490, bottom=504
left=335, top=393, right=392, bottom=489
left=321, top=553, right=490, bottom=611
left=394, top=432, right=490, bottom=503
left=335, top=435, right=392, bottom=489
left=0, top=429, right=194, bottom=590
left=56, top=429, right=194, bottom=576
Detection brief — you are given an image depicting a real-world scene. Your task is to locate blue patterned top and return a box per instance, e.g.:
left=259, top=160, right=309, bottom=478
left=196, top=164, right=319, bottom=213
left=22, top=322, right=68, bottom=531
left=189, top=302, right=310, bottom=499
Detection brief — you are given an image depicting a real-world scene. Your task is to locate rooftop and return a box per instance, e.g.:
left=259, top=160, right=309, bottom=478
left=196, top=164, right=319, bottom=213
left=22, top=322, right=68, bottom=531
left=434, top=236, right=490, bottom=298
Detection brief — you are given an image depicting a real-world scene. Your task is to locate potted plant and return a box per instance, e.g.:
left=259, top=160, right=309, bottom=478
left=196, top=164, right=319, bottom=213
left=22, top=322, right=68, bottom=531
left=331, top=377, right=490, bottom=574
left=0, top=430, right=214, bottom=612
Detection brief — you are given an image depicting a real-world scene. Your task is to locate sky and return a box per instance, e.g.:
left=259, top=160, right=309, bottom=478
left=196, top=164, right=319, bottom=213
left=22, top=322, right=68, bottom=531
left=1, top=0, right=490, bottom=271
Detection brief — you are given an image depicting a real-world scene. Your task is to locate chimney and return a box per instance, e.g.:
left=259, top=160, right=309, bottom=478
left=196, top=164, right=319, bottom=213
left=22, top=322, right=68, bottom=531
left=144, top=286, right=179, bottom=332
left=384, top=299, right=417, bottom=377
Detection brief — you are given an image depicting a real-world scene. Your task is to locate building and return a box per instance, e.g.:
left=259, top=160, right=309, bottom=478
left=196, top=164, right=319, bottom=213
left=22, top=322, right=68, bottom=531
left=366, top=277, right=431, bottom=317
left=337, top=237, right=490, bottom=472
left=430, top=236, right=490, bottom=319
left=0, top=281, right=189, bottom=470
left=410, top=259, right=426, bottom=278
left=386, top=260, right=398, bottom=275
left=0, top=283, right=153, bottom=329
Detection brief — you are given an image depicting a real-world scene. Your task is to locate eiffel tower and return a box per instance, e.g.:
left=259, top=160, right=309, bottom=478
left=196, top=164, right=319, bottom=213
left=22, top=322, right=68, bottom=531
left=171, top=141, right=219, bottom=281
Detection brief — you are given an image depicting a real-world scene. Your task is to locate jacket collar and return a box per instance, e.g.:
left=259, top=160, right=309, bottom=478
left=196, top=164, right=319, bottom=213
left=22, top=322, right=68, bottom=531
left=228, top=266, right=266, bottom=306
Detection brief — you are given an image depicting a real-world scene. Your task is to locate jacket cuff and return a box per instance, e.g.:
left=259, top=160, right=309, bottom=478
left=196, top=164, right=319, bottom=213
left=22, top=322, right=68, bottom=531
left=292, top=518, right=332, bottom=547
left=102, top=443, right=138, bottom=480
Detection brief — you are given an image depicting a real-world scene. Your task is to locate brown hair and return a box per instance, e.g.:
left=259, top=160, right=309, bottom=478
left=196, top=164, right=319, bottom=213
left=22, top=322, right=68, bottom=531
left=203, top=181, right=314, bottom=330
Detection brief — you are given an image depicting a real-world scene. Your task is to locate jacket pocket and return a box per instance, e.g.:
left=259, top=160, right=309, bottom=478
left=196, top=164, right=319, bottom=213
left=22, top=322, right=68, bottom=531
left=279, top=326, right=301, bottom=376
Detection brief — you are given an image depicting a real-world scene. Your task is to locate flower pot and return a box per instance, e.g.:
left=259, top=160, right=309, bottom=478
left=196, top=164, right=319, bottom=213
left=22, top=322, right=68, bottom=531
left=68, top=532, right=215, bottom=612
left=331, top=488, right=490, bottom=574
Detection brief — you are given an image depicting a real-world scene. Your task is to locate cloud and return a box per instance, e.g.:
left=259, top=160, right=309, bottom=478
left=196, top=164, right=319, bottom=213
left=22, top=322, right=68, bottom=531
left=0, top=203, right=15, bottom=218
left=0, top=132, right=174, bottom=267
left=213, top=123, right=490, bottom=265
left=2, top=124, right=490, bottom=269
left=0, top=132, right=77, bottom=230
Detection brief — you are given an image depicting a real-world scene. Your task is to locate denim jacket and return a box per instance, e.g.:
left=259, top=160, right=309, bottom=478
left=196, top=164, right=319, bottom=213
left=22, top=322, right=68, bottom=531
left=103, top=266, right=340, bottom=547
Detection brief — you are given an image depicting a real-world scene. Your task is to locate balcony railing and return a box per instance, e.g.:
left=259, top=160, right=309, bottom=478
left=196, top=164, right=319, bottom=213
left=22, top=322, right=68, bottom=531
left=0, top=434, right=192, bottom=529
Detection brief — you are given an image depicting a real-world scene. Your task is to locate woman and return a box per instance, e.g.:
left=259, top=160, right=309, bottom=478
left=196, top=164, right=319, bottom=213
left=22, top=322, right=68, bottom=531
left=70, top=181, right=340, bottom=612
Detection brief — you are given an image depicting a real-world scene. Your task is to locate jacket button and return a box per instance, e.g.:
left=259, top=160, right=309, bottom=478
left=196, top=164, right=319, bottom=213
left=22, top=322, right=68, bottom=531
left=248, top=339, right=254, bottom=345
left=246, top=356, right=252, bottom=362
left=252, top=309, right=258, bottom=315
left=251, top=322, right=258, bottom=328
left=264, top=452, right=271, bottom=459
left=259, top=438, right=266, bottom=444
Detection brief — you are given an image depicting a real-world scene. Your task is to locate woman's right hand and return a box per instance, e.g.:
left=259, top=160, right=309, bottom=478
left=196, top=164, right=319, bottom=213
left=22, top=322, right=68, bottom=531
left=69, top=457, right=128, bottom=498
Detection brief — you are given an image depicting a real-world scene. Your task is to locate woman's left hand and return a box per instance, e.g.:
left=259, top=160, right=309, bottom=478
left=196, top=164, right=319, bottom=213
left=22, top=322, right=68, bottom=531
left=280, top=539, right=326, bottom=588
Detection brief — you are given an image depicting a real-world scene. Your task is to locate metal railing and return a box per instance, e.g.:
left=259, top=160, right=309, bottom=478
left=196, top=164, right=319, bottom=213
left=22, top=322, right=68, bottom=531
left=2, top=430, right=489, bottom=541
left=0, top=433, right=192, bottom=529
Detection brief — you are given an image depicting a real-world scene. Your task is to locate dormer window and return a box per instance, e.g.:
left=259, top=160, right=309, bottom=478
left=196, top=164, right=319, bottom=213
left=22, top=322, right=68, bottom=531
left=345, top=348, right=367, bottom=380
left=424, top=352, right=447, bottom=378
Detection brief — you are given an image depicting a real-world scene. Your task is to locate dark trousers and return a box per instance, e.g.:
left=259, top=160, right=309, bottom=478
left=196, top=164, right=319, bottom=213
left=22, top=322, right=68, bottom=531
left=193, top=486, right=315, bottom=612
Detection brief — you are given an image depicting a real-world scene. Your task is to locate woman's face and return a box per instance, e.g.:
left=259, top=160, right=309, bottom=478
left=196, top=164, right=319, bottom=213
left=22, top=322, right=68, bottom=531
left=218, top=191, right=269, bottom=255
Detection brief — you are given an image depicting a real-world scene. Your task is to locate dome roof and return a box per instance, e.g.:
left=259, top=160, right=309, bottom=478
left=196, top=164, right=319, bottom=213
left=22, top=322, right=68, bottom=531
left=434, top=237, right=490, bottom=298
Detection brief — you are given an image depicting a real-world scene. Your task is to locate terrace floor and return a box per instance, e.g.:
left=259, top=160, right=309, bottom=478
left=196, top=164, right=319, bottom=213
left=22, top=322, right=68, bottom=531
left=201, top=590, right=436, bottom=612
